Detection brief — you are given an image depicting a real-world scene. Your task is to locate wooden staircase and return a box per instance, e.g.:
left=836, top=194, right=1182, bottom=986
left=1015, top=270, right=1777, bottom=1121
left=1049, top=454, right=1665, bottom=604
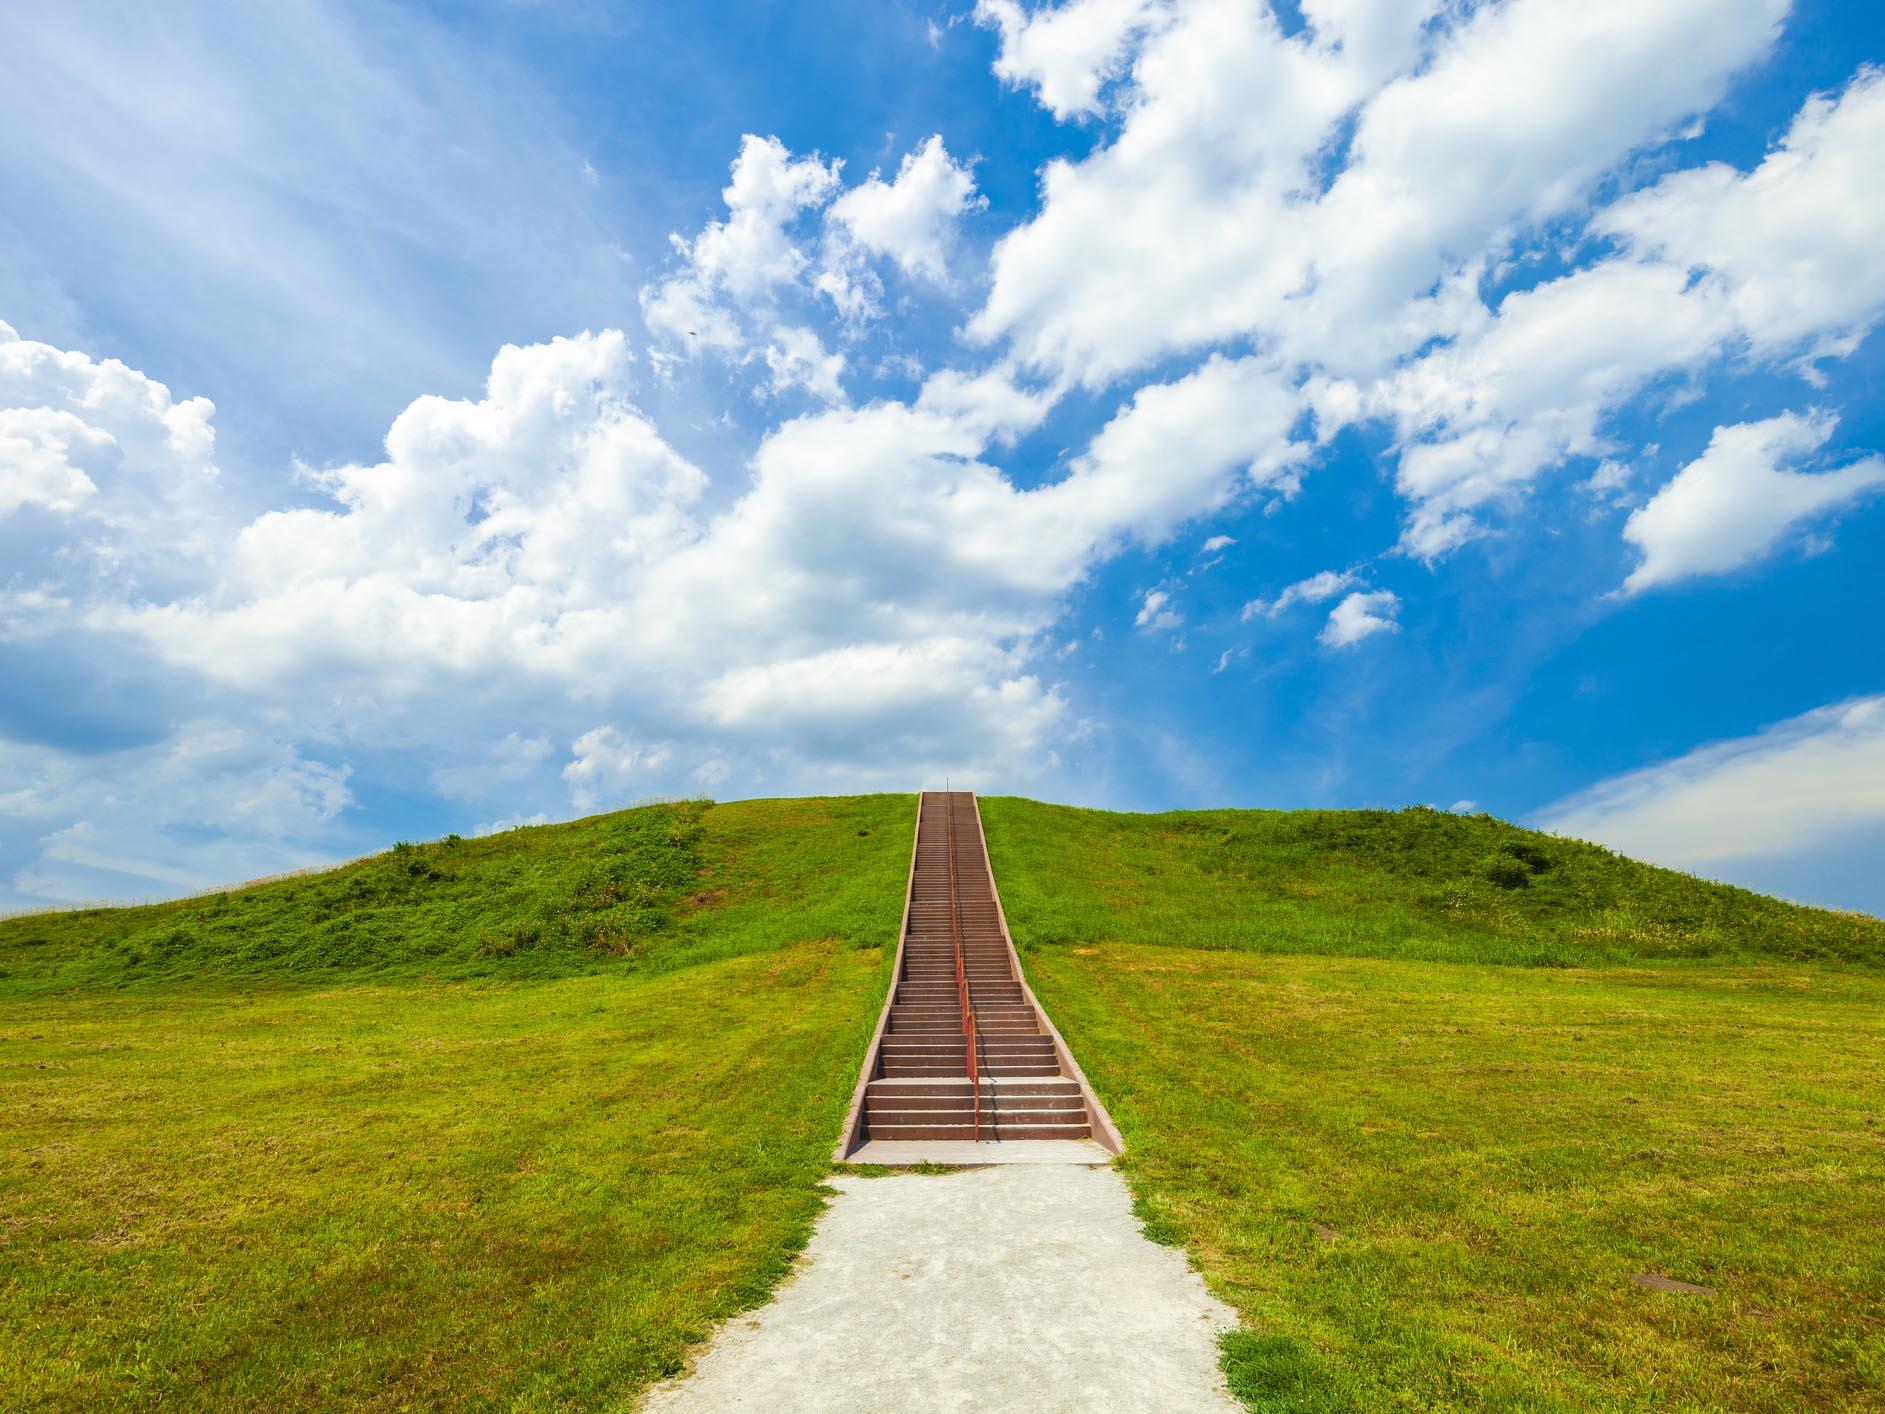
left=845, top=792, right=1114, bottom=1149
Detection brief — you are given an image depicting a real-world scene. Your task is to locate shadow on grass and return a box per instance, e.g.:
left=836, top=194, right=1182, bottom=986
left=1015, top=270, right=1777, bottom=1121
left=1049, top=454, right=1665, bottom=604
left=1221, top=1331, right=1352, bottom=1412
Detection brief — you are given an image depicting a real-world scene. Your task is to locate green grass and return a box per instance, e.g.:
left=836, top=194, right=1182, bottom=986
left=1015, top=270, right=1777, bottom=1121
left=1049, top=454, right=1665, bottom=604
left=981, top=797, right=1883, bottom=967
left=982, top=799, right=1885, bottom=1411
left=8, top=792, right=1883, bottom=1409
left=0, top=795, right=913, bottom=994
left=0, top=795, right=912, bottom=1409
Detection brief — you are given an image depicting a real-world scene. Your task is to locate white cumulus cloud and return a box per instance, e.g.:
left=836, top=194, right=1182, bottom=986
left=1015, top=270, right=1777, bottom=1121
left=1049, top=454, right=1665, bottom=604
left=973, top=0, right=1781, bottom=389
left=827, top=135, right=982, bottom=283
left=0, top=319, right=222, bottom=584
left=762, top=324, right=848, bottom=403
left=640, top=134, right=844, bottom=370
left=1319, top=589, right=1399, bottom=648
left=1621, top=412, right=1885, bottom=594
left=3, top=308, right=1318, bottom=902
left=1598, top=65, right=1885, bottom=362
left=974, top=0, right=1168, bottom=120
left=563, top=727, right=673, bottom=811
left=1378, top=66, right=1885, bottom=556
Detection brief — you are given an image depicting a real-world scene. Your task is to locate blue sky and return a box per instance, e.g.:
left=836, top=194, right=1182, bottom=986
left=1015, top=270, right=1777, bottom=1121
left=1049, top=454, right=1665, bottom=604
left=3, top=0, right=1883, bottom=913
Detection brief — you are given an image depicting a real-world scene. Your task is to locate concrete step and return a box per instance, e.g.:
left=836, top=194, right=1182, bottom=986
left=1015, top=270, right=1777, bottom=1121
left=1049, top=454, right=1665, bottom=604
left=865, top=1093, right=975, bottom=1112
left=903, top=958, right=1007, bottom=968
left=867, top=1121, right=1092, bottom=1141
left=864, top=1097, right=1085, bottom=1121
left=869, top=1083, right=1083, bottom=1105
left=867, top=1110, right=1089, bottom=1131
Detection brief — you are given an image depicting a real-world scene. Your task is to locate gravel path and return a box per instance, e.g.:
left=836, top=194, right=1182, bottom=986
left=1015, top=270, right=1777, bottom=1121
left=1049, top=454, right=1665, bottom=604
left=642, top=1164, right=1240, bottom=1412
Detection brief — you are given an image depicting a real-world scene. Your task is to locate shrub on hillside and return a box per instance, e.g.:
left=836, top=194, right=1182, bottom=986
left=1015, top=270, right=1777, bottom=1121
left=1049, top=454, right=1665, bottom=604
left=1499, top=839, right=1554, bottom=875
left=1479, top=852, right=1534, bottom=889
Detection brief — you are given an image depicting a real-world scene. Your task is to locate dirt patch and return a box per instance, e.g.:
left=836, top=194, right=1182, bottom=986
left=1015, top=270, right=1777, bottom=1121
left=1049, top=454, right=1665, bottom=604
left=1632, top=1273, right=1715, bottom=1296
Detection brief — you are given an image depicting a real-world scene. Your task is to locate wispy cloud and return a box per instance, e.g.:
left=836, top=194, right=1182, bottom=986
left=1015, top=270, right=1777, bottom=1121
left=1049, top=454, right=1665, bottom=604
left=1539, top=697, right=1885, bottom=898
left=0, top=1, right=628, bottom=435
left=1134, top=588, right=1183, bottom=631
left=1243, top=570, right=1358, bottom=621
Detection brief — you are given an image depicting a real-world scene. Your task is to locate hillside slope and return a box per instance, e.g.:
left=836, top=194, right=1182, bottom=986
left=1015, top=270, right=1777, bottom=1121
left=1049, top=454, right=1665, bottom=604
left=5, top=795, right=1880, bottom=1411
left=981, top=797, right=1883, bottom=967
left=981, top=799, right=1885, bottom=1411
left=0, top=796, right=911, bottom=1410
left=0, top=795, right=910, bottom=992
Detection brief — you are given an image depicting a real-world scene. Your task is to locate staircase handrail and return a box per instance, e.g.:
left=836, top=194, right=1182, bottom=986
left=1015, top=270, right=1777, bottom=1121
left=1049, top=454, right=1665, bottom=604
left=946, top=793, right=981, bottom=1142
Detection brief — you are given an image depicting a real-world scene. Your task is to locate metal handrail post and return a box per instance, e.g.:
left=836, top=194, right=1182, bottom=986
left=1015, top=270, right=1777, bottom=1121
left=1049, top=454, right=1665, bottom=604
left=947, top=793, right=980, bottom=1142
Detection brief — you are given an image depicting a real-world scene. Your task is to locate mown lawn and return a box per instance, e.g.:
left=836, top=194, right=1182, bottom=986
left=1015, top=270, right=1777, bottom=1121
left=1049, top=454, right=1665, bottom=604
left=0, top=795, right=912, bottom=1410
left=982, top=798, right=1885, bottom=1411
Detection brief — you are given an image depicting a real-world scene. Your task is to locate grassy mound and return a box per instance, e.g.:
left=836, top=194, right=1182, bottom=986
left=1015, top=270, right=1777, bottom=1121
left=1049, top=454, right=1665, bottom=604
left=982, top=798, right=1883, bottom=967
left=0, top=795, right=911, bottom=1409
left=7, top=793, right=1880, bottom=1410
left=981, top=799, right=1885, bottom=1410
left=1, top=796, right=910, bottom=992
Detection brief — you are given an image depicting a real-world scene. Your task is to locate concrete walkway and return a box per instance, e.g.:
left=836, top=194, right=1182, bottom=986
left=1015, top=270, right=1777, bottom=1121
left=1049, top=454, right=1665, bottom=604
left=641, top=1165, right=1240, bottom=1413
left=844, top=1136, right=1114, bottom=1165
